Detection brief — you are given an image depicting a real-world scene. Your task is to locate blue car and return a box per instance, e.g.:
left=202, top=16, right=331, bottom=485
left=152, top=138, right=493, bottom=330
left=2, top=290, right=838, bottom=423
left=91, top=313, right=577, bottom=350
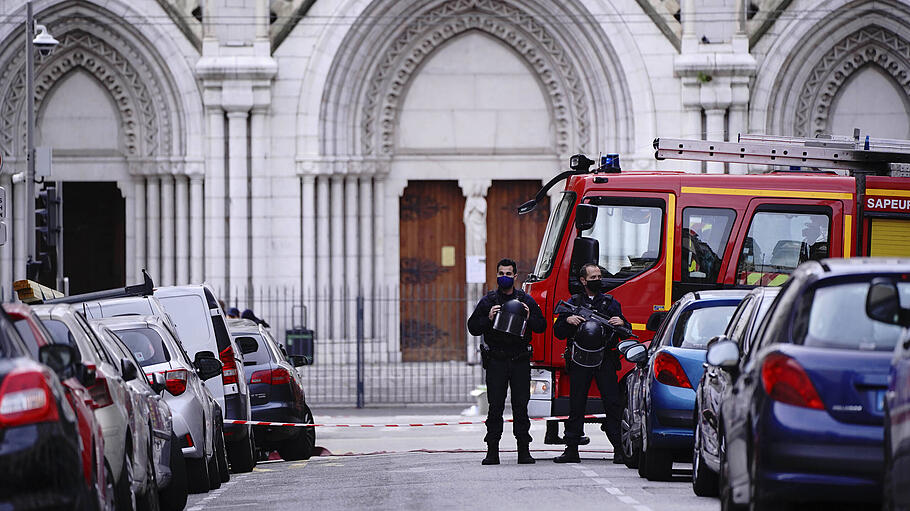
left=712, top=258, right=910, bottom=510
left=624, top=289, right=748, bottom=481
left=868, top=274, right=910, bottom=509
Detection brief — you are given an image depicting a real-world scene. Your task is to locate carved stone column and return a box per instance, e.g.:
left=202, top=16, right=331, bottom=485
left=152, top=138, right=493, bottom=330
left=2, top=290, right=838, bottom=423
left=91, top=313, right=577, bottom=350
left=175, top=174, right=189, bottom=284
left=204, top=106, right=226, bottom=288
left=301, top=174, right=316, bottom=326
left=146, top=176, right=161, bottom=281
left=227, top=110, right=250, bottom=300
left=133, top=175, right=146, bottom=278
left=359, top=174, right=373, bottom=339
left=316, top=175, right=330, bottom=338
left=459, top=179, right=491, bottom=364
left=344, top=174, right=359, bottom=338
left=704, top=108, right=727, bottom=174
left=160, top=174, right=175, bottom=285
left=330, top=174, right=344, bottom=339
left=189, top=174, right=205, bottom=283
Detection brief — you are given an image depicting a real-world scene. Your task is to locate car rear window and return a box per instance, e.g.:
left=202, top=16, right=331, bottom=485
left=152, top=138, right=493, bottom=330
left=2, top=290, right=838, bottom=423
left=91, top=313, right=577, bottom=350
left=13, top=319, right=41, bottom=358
left=42, top=319, right=78, bottom=348
left=673, top=305, right=738, bottom=348
left=115, top=328, right=171, bottom=367
left=795, top=280, right=910, bottom=351
left=239, top=333, right=272, bottom=365
left=157, top=295, right=211, bottom=351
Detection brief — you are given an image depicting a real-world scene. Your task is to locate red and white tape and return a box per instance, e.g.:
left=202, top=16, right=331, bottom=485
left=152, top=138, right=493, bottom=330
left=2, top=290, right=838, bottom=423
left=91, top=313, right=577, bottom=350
left=224, top=413, right=607, bottom=428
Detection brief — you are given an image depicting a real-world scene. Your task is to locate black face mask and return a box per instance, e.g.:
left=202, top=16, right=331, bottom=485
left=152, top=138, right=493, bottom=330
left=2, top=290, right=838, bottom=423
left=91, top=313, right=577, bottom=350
left=585, top=278, right=603, bottom=294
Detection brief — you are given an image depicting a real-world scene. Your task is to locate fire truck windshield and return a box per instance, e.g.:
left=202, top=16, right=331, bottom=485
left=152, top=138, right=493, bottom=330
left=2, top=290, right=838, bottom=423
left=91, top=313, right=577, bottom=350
left=581, top=204, right=663, bottom=280
left=532, top=192, right=576, bottom=280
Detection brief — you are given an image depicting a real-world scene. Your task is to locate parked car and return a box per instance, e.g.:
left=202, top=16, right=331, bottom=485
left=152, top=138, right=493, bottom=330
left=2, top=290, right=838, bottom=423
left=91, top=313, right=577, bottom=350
left=4, top=303, right=112, bottom=510
left=33, top=303, right=157, bottom=509
left=691, top=287, right=780, bottom=496
left=863, top=274, right=910, bottom=510
left=622, top=289, right=748, bottom=481
left=51, top=280, right=257, bottom=474
left=90, top=320, right=187, bottom=509
left=154, top=285, right=256, bottom=473
left=100, top=314, right=225, bottom=494
left=228, top=318, right=315, bottom=460
left=0, top=306, right=99, bottom=509
left=712, top=258, right=910, bottom=510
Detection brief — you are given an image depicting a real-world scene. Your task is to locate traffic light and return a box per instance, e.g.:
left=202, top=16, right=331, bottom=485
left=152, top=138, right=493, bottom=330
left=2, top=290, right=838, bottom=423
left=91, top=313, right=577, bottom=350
left=35, top=183, right=59, bottom=247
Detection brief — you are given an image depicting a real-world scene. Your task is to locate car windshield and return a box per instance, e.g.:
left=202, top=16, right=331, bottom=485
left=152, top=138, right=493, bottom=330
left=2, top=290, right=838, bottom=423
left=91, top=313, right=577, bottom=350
left=115, top=327, right=171, bottom=367
left=673, top=305, right=738, bottom=348
left=796, top=280, right=910, bottom=351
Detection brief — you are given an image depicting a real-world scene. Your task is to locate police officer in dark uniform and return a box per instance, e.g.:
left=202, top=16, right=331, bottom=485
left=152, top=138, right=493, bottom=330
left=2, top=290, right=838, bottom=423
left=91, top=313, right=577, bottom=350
left=552, top=262, right=630, bottom=464
left=468, top=258, right=546, bottom=465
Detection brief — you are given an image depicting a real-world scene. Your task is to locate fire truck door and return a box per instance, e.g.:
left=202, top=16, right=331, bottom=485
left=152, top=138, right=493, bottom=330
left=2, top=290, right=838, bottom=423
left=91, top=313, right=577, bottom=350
left=726, top=198, right=847, bottom=287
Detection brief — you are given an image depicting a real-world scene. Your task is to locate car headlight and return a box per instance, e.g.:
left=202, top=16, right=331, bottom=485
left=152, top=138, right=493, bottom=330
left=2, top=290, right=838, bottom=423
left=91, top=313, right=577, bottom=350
left=530, top=380, right=550, bottom=397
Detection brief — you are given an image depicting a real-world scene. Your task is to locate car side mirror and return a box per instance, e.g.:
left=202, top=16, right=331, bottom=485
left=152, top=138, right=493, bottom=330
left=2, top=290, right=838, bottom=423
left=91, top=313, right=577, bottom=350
left=866, top=278, right=910, bottom=326
left=617, top=340, right=638, bottom=355
left=625, top=344, right=648, bottom=364
left=706, top=339, right=740, bottom=370
left=646, top=311, right=669, bottom=332
left=150, top=372, right=167, bottom=394
left=707, top=334, right=729, bottom=348
left=194, top=351, right=223, bottom=381
left=235, top=336, right=259, bottom=355
left=38, top=344, right=78, bottom=379
left=291, top=355, right=312, bottom=367
left=120, top=358, right=139, bottom=382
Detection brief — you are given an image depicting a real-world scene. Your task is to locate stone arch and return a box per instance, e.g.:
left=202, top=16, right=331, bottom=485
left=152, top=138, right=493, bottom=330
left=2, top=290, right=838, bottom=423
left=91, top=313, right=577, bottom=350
left=318, top=0, right=635, bottom=167
left=0, top=1, right=193, bottom=173
left=794, top=26, right=910, bottom=137
left=752, top=0, right=910, bottom=137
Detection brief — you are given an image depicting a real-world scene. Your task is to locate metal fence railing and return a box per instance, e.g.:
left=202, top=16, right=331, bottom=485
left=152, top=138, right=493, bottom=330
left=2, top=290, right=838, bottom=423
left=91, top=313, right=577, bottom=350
left=217, top=284, right=486, bottom=406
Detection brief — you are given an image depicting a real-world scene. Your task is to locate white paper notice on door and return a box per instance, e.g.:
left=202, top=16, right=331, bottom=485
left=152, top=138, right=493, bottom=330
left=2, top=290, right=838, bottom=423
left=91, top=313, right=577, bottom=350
left=466, top=255, right=486, bottom=284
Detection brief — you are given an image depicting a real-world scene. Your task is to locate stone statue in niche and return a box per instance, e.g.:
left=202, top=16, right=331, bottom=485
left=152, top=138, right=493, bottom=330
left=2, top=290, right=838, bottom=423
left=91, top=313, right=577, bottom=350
left=463, top=193, right=487, bottom=257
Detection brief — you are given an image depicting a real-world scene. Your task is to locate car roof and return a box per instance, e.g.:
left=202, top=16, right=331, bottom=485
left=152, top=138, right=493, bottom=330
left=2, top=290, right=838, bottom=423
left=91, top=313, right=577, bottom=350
left=95, top=315, right=166, bottom=331
left=227, top=318, right=261, bottom=335
left=677, top=289, right=750, bottom=307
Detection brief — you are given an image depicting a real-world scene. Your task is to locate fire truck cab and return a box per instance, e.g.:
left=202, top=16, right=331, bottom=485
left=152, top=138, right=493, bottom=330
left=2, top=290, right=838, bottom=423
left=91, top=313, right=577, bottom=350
left=521, top=133, right=910, bottom=424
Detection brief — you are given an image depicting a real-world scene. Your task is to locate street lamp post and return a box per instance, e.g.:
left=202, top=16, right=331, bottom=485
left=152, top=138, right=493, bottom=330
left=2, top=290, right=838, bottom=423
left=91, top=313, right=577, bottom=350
left=24, top=0, right=57, bottom=277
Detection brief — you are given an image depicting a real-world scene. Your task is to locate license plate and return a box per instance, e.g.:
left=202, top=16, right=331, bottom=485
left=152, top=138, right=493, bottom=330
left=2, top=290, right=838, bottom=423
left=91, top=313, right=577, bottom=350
left=876, top=390, right=886, bottom=412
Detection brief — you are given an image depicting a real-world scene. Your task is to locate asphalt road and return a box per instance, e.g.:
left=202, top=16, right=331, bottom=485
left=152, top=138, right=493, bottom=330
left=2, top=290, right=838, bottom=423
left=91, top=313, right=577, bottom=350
left=186, top=407, right=718, bottom=510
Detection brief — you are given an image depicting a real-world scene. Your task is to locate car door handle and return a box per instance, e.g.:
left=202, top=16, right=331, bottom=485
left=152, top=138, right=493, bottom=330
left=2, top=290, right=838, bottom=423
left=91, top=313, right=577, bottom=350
left=707, top=371, right=718, bottom=379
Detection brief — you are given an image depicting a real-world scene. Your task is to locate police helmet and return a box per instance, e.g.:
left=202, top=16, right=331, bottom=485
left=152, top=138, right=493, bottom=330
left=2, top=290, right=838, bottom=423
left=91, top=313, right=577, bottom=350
left=492, top=299, right=528, bottom=337
left=574, top=320, right=606, bottom=350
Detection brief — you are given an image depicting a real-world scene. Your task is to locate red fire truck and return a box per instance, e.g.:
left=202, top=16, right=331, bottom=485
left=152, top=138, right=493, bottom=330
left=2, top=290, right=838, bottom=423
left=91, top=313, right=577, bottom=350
left=519, top=132, right=910, bottom=437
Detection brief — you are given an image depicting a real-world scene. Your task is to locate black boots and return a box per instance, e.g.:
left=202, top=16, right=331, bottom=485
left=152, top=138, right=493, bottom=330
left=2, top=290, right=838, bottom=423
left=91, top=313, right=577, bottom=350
left=481, top=442, right=500, bottom=465
left=517, top=441, right=535, bottom=464
left=553, top=444, right=580, bottom=463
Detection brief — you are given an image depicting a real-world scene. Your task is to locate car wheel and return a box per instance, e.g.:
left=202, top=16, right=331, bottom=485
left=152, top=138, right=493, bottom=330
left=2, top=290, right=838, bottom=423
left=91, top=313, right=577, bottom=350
left=159, top=433, right=188, bottom=511
left=692, top=415, right=719, bottom=496
left=621, top=406, right=639, bottom=469
left=719, top=435, right=745, bottom=511
left=227, top=435, right=257, bottom=473
left=640, top=444, right=672, bottom=481
left=214, top=420, right=230, bottom=484
left=102, top=459, right=116, bottom=511
left=136, top=440, right=160, bottom=511
left=278, top=406, right=316, bottom=461
left=115, top=439, right=137, bottom=511
left=185, top=454, right=211, bottom=494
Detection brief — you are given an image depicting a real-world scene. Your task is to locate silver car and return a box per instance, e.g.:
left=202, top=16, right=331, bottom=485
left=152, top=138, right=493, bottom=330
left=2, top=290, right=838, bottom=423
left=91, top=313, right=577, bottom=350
left=98, top=315, right=226, bottom=495
left=34, top=304, right=158, bottom=510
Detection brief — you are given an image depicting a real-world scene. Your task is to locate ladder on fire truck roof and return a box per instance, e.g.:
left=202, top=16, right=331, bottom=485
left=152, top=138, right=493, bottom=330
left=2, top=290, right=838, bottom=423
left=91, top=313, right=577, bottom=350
left=653, top=129, right=910, bottom=175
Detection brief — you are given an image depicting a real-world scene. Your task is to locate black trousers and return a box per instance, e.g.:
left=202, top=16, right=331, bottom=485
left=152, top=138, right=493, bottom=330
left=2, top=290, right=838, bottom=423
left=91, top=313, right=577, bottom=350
left=484, top=353, right=532, bottom=443
left=564, top=361, right=623, bottom=449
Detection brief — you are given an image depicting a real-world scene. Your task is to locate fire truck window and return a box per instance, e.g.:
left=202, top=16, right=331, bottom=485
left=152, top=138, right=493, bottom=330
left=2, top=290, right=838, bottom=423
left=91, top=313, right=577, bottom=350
left=681, top=208, right=736, bottom=283
left=533, top=192, right=575, bottom=279
left=580, top=204, right=662, bottom=280
left=736, top=211, right=830, bottom=286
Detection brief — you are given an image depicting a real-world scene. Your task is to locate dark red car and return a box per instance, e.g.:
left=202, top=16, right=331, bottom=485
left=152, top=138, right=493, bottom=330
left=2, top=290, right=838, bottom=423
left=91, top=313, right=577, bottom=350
left=4, top=303, right=112, bottom=509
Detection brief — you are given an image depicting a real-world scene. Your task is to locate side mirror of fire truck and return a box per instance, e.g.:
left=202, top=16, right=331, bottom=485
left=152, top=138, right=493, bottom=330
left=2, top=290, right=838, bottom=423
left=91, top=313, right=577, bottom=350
left=575, top=203, right=597, bottom=232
